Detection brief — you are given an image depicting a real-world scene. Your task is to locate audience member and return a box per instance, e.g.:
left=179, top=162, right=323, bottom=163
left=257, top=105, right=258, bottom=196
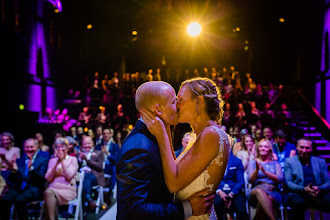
left=214, top=152, right=249, bottom=220
left=96, top=128, right=119, bottom=192
left=78, top=136, right=105, bottom=211
left=35, top=132, right=50, bottom=152
left=65, top=136, right=78, bottom=156
left=236, top=134, right=256, bottom=170
left=263, top=127, right=274, bottom=145
left=69, top=126, right=79, bottom=144
left=44, top=138, right=78, bottom=220
left=273, top=129, right=296, bottom=171
left=0, top=138, right=49, bottom=220
left=175, top=132, right=193, bottom=158
left=96, top=106, right=109, bottom=125
left=78, top=107, right=91, bottom=125
left=247, top=139, right=283, bottom=220
left=94, top=125, right=103, bottom=146
left=232, top=128, right=248, bottom=156
left=284, top=138, right=330, bottom=219
left=0, top=132, right=21, bottom=182
left=254, top=127, right=263, bottom=146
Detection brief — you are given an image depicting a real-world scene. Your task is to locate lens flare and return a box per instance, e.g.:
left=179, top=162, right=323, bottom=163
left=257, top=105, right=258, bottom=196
left=187, top=22, right=202, bottom=37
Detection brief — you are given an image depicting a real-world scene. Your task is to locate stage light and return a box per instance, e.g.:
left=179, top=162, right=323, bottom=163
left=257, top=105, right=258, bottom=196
left=19, top=104, right=24, bottom=110
left=132, top=30, right=138, bottom=36
left=245, top=40, right=249, bottom=44
left=236, top=27, right=240, bottom=32
left=279, top=18, right=285, bottom=23
left=87, top=24, right=92, bottom=30
left=187, top=22, right=202, bottom=37
left=84, top=127, right=88, bottom=132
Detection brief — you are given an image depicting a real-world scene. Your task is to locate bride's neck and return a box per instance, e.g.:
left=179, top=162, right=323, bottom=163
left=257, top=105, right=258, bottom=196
left=192, top=115, right=215, bottom=136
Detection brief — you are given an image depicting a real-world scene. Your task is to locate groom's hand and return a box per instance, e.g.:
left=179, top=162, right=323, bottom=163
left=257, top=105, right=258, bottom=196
left=188, top=189, right=215, bottom=216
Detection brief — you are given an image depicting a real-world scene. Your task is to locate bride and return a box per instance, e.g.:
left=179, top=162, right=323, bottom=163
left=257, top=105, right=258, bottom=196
left=140, top=77, right=231, bottom=219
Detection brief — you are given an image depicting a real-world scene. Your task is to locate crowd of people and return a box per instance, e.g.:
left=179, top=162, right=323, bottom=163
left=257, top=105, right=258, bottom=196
left=0, top=66, right=329, bottom=219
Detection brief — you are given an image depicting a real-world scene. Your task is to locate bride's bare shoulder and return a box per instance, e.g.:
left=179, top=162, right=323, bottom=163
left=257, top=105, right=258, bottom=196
left=196, top=126, right=223, bottom=153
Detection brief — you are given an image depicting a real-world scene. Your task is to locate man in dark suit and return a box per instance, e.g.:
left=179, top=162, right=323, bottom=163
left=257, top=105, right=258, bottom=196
left=214, top=152, right=249, bottom=220
left=116, top=81, right=214, bottom=220
left=78, top=136, right=105, bottom=211
left=0, top=138, right=49, bottom=220
left=96, top=127, right=119, bottom=192
left=284, top=138, right=330, bottom=219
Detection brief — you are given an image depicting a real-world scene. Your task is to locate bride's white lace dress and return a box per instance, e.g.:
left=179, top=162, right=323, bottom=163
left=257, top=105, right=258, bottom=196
left=175, top=126, right=231, bottom=220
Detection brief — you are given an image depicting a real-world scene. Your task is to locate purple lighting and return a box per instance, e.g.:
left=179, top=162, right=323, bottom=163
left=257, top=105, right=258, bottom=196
left=326, top=79, right=330, bottom=123
left=27, top=0, right=57, bottom=116
left=315, top=82, right=321, bottom=113
left=46, top=86, right=57, bottom=112
left=48, top=0, right=62, bottom=12
left=28, top=84, right=42, bottom=114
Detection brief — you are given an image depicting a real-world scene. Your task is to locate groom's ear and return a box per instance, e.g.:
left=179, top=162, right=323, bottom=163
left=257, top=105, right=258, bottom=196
left=154, top=104, right=163, bottom=116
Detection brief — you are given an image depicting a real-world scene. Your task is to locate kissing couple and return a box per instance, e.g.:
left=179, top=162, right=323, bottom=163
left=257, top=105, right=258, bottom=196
left=117, top=77, right=232, bottom=219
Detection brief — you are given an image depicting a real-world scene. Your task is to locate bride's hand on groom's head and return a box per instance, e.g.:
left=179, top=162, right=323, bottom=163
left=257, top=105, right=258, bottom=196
left=139, top=108, right=165, bottom=137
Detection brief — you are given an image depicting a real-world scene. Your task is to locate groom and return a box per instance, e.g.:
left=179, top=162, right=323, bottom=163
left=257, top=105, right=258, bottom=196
left=116, top=81, right=214, bottom=219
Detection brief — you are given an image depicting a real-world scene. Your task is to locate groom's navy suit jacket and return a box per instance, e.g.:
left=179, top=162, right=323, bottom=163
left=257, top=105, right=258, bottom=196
left=116, top=120, right=184, bottom=220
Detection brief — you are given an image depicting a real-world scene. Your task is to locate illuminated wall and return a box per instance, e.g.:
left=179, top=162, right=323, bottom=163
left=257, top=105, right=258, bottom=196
left=318, top=1, right=330, bottom=125
left=26, top=0, right=61, bottom=116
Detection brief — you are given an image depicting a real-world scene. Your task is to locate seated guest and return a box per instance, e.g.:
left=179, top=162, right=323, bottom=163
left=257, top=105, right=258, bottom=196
left=78, top=136, right=105, bottom=211
left=236, top=134, right=256, bottom=170
left=175, top=132, right=193, bottom=158
left=263, top=127, right=274, bottom=145
left=247, top=138, right=283, bottom=220
left=273, top=129, right=296, bottom=171
left=284, top=138, right=330, bottom=219
left=65, top=136, right=78, bottom=157
left=254, top=127, right=263, bottom=147
left=0, top=132, right=20, bottom=182
left=0, top=138, right=49, bottom=220
left=214, top=152, right=249, bottom=220
left=94, top=125, right=103, bottom=146
left=35, top=132, right=50, bottom=152
left=96, top=128, right=119, bottom=192
left=44, top=138, right=78, bottom=220
left=232, top=128, right=248, bottom=156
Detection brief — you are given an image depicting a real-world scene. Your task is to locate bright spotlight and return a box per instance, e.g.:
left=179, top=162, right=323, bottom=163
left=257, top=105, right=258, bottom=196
left=187, top=22, right=201, bottom=37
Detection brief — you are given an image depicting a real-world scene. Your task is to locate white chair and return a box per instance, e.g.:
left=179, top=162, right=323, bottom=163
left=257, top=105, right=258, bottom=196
left=243, top=172, right=251, bottom=215
left=74, top=171, right=85, bottom=220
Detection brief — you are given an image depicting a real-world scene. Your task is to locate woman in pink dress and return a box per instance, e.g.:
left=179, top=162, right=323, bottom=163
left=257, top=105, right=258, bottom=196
left=0, top=132, right=20, bottom=187
left=44, top=138, right=78, bottom=220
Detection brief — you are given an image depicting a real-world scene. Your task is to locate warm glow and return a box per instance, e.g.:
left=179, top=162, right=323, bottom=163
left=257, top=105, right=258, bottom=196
left=236, top=27, right=240, bottom=32
left=132, top=30, right=138, bottom=36
left=87, top=24, right=93, bottom=29
left=279, top=18, right=285, bottom=23
left=54, top=9, right=59, bottom=13
left=245, top=40, right=249, bottom=44
left=84, top=127, right=88, bottom=132
left=187, top=22, right=202, bottom=37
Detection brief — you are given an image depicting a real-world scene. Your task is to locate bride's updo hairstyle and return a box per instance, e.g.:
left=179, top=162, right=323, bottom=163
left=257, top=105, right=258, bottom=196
left=180, top=77, right=224, bottom=124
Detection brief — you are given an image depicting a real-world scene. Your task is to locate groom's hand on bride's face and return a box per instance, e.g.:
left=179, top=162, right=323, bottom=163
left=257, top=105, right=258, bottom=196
left=188, top=189, right=215, bottom=216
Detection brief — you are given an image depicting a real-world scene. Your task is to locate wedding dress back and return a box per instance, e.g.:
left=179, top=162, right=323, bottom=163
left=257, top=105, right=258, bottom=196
left=175, top=126, right=231, bottom=220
